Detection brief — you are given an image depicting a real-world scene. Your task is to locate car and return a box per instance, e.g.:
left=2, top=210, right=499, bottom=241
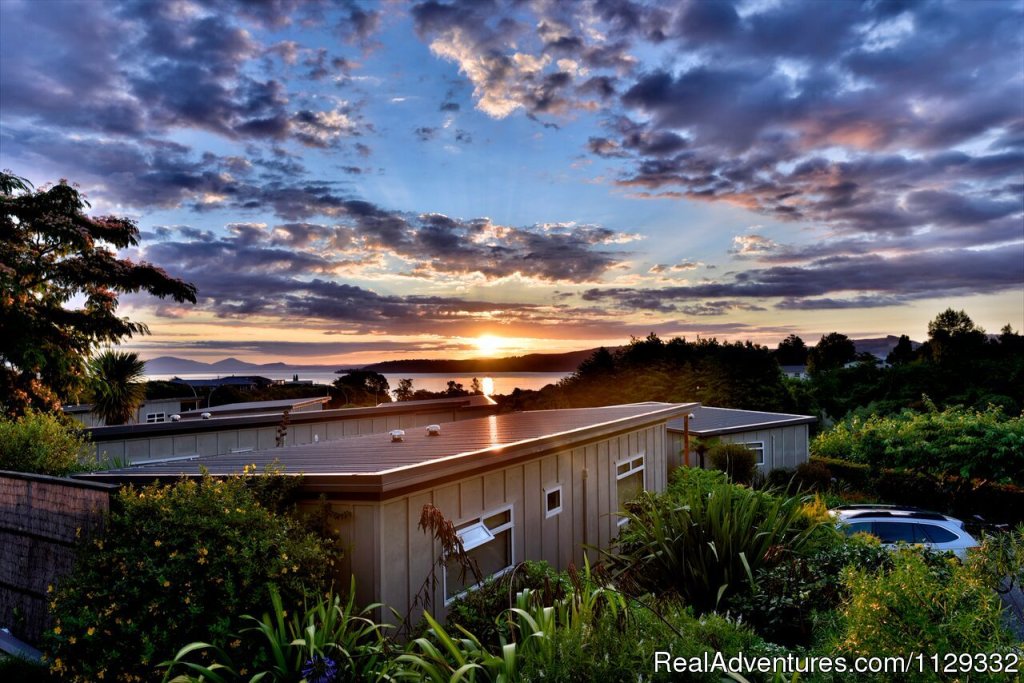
left=830, top=505, right=980, bottom=559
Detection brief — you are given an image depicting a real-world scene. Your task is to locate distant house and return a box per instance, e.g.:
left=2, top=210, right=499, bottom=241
left=780, top=364, right=809, bottom=380
left=82, top=402, right=694, bottom=620
left=63, top=397, right=201, bottom=428
left=667, top=405, right=816, bottom=471
left=170, top=375, right=277, bottom=391
left=177, top=396, right=330, bottom=420
left=84, top=394, right=500, bottom=464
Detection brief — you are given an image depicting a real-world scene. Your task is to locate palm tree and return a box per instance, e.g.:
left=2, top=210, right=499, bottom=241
left=89, top=350, right=147, bottom=425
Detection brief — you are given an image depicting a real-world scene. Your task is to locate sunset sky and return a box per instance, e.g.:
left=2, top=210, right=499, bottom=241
left=2, top=0, right=1022, bottom=364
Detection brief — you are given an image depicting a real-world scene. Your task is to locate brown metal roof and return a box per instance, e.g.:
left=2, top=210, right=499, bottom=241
left=80, top=402, right=693, bottom=496
left=85, top=394, right=499, bottom=440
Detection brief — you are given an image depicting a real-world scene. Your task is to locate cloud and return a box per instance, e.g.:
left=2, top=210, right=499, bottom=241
left=583, top=244, right=1024, bottom=310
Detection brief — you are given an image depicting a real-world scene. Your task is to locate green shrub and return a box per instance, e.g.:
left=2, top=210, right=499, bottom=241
left=728, top=533, right=891, bottom=646
left=159, top=582, right=392, bottom=683
left=810, top=456, right=872, bottom=490
left=707, top=442, right=758, bottom=485
left=608, top=473, right=825, bottom=613
left=793, top=460, right=834, bottom=491
left=0, top=409, right=92, bottom=476
left=45, top=472, right=336, bottom=683
left=444, top=560, right=566, bottom=648
left=811, top=404, right=1024, bottom=484
left=832, top=548, right=1015, bottom=671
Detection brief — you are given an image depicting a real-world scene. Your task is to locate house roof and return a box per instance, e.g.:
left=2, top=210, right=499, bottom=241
left=667, top=405, right=815, bottom=437
left=85, top=394, right=499, bottom=440
left=178, top=396, right=329, bottom=418
left=378, top=394, right=497, bottom=409
left=80, top=402, right=694, bottom=497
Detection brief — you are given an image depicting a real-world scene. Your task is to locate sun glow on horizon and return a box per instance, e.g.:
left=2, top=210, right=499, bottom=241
left=475, top=334, right=505, bottom=357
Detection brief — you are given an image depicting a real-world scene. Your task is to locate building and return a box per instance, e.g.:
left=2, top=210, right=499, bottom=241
left=85, top=394, right=499, bottom=465
left=779, top=365, right=809, bottom=380
left=666, top=405, right=816, bottom=471
left=176, top=396, right=330, bottom=420
left=63, top=397, right=201, bottom=428
left=82, top=402, right=693, bottom=619
left=170, top=375, right=277, bottom=391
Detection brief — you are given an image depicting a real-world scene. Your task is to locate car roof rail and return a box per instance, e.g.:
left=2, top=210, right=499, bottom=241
left=842, top=510, right=949, bottom=521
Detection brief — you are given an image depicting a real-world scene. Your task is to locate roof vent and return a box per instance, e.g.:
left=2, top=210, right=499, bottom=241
left=201, top=412, right=212, bottom=420
left=390, top=429, right=406, bottom=442
left=426, top=424, right=441, bottom=436
left=170, top=414, right=181, bottom=422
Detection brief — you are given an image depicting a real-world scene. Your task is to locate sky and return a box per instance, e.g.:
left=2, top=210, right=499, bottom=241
left=1, top=0, right=1022, bottom=365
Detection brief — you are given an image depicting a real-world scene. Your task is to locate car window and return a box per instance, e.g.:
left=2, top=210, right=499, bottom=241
left=919, top=524, right=958, bottom=543
left=843, top=522, right=873, bottom=536
left=872, top=521, right=917, bottom=543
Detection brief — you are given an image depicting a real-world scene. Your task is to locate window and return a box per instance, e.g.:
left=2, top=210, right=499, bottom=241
left=742, top=442, right=765, bottom=466
left=615, top=455, right=645, bottom=526
left=544, top=485, right=562, bottom=518
left=146, top=412, right=166, bottom=423
left=843, top=522, right=873, bottom=536
left=445, top=506, right=514, bottom=602
left=872, top=521, right=916, bottom=544
left=918, top=524, right=958, bottom=544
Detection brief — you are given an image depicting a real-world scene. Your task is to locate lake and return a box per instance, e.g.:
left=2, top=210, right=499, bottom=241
left=145, top=371, right=569, bottom=396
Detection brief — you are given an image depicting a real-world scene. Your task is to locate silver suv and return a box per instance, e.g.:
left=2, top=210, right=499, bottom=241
left=831, top=505, right=979, bottom=559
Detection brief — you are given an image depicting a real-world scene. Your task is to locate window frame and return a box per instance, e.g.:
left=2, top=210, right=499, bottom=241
left=742, top=441, right=766, bottom=466
left=443, top=504, right=515, bottom=605
left=544, top=484, right=563, bottom=518
left=614, top=454, right=646, bottom=527
left=146, top=412, right=166, bottom=424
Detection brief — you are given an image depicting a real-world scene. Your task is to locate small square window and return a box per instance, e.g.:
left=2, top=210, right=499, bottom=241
left=146, top=412, right=166, bottom=423
left=544, top=485, right=562, bottom=518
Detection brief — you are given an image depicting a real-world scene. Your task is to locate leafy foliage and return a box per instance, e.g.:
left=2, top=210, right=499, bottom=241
left=160, top=582, right=392, bottom=683
left=727, top=534, right=892, bottom=646
left=831, top=548, right=1016, bottom=669
left=605, top=468, right=826, bottom=613
left=330, top=370, right=391, bottom=406
left=0, top=409, right=93, bottom=476
left=506, top=333, right=792, bottom=412
left=811, top=402, right=1024, bottom=484
left=443, top=560, right=567, bottom=649
left=707, top=442, right=758, bottom=485
left=88, top=350, right=147, bottom=425
left=45, top=472, right=336, bottom=683
left=0, top=172, right=196, bottom=416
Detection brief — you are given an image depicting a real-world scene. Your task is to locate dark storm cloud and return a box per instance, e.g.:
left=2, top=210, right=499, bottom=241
left=582, top=245, right=1024, bottom=311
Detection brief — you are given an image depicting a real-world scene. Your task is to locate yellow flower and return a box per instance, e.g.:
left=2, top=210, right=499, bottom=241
left=154, top=540, right=162, bottom=547
left=69, top=636, right=77, bottom=645
left=97, top=671, right=105, bottom=680
left=163, top=580, right=170, bottom=587
left=292, top=564, right=299, bottom=572
left=87, top=626, right=96, bottom=636
left=47, top=584, right=54, bottom=594
left=53, top=626, right=62, bottom=635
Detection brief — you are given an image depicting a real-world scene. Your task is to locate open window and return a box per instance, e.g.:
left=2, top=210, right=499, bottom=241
left=445, top=506, right=514, bottom=603
left=615, top=454, right=645, bottom=526
left=544, top=484, right=562, bottom=518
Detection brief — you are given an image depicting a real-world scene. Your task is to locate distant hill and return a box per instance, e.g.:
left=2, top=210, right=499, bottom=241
left=143, top=356, right=349, bottom=375
left=362, top=348, right=602, bottom=374
left=851, top=336, right=921, bottom=359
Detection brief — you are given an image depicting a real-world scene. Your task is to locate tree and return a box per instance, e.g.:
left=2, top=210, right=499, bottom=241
left=88, top=350, right=147, bottom=425
left=807, top=332, right=857, bottom=374
left=331, top=370, right=390, bottom=406
left=470, top=377, right=483, bottom=395
left=886, top=334, right=916, bottom=365
left=444, top=380, right=469, bottom=397
left=924, top=308, right=987, bottom=364
left=775, top=334, right=809, bottom=366
left=1, top=172, right=196, bottom=416
left=394, top=378, right=415, bottom=401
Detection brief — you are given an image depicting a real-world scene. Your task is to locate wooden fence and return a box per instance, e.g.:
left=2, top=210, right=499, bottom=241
left=0, top=471, right=116, bottom=644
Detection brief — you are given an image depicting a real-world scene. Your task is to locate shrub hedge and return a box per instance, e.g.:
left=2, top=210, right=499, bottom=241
left=44, top=472, right=337, bottom=683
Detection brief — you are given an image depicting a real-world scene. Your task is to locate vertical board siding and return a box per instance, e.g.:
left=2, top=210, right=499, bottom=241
left=365, top=422, right=676, bottom=623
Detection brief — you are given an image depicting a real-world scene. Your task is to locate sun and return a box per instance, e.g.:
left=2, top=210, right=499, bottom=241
left=475, top=334, right=504, bottom=357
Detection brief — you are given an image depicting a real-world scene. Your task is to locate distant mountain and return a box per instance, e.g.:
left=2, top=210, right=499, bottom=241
left=362, top=348, right=601, bottom=373
left=851, top=336, right=920, bottom=359
left=142, top=356, right=348, bottom=376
